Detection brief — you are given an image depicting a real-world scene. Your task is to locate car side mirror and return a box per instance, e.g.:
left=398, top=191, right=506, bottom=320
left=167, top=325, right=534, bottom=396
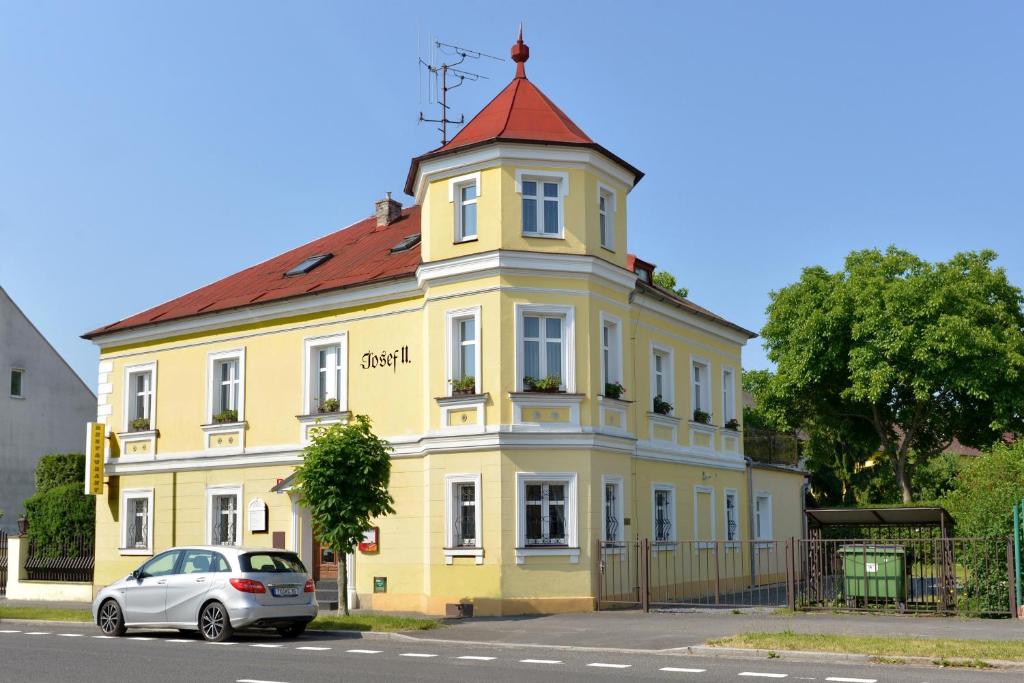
left=130, top=569, right=144, bottom=581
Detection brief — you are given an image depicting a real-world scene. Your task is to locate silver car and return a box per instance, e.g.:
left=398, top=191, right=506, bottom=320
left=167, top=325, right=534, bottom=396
left=92, top=546, right=318, bottom=642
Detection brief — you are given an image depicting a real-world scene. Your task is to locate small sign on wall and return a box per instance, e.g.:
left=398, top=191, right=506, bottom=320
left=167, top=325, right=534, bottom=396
left=248, top=498, right=268, bottom=533
left=359, top=527, right=379, bottom=553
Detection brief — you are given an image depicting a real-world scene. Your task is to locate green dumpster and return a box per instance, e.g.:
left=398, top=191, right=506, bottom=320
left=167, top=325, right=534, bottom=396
left=838, top=544, right=907, bottom=610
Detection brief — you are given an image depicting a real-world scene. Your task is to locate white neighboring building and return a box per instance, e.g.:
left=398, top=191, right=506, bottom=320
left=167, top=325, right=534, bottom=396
left=0, top=286, right=95, bottom=531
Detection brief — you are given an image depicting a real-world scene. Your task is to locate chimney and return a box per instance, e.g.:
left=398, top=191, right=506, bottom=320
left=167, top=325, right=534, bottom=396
left=375, top=192, right=403, bottom=227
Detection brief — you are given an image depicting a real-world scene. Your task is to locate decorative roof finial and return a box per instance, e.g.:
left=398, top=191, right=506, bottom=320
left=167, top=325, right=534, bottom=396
left=511, top=24, right=529, bottom=79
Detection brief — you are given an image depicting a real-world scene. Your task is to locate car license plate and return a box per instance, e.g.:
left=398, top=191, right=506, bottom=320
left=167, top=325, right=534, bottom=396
left=272, top=587, right=299, bottom=597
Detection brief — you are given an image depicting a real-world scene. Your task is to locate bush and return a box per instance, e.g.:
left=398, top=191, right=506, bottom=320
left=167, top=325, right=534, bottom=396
left=24, top=482, right=94, bottom=555
left=34, top=453, right=86, bottom=493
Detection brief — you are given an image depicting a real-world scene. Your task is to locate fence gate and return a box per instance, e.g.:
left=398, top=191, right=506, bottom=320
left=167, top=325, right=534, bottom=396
left=0, top=530, right=8, bottom=597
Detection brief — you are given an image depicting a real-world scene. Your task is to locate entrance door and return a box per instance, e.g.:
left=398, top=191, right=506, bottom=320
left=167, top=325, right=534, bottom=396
left=312, top=540, right=338, bottom=581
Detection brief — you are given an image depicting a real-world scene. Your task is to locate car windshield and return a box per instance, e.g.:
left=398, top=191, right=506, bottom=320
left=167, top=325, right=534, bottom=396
left=240, top=551, right=307, bottom=574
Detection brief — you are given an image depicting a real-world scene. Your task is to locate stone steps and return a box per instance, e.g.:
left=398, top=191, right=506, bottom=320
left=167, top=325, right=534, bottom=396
left=315, top=580, right=340, bottom=611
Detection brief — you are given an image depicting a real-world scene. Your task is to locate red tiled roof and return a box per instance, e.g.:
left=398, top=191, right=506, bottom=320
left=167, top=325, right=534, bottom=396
left=84, top=207, right=421, bottom=339
left=404, top=34, right=643, bottom=195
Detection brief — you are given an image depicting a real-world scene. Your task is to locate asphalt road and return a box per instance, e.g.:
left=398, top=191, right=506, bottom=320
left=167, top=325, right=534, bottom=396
left=0, top=622, right=1014, bottom=683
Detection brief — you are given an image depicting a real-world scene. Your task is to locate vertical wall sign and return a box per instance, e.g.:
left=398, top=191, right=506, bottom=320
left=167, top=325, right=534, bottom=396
left=85, top=422, right=105, bottom=495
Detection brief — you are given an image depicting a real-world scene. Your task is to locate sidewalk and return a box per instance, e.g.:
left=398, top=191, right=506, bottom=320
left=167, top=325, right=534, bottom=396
left=409, top=609, right=1024, bottom=650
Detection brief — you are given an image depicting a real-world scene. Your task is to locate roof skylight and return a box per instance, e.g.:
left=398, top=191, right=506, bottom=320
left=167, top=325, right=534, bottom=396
left=285, top=253, right=332, bottom=277
left=390, top=234, right=421, bottom=253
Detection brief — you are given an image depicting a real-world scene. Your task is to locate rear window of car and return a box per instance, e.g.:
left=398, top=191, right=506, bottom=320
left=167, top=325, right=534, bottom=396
left=240, top=552, right=307, bottom=574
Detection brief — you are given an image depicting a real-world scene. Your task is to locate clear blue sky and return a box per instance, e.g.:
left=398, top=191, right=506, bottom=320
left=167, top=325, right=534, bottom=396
left=2, top=1, right=1022, bottom=388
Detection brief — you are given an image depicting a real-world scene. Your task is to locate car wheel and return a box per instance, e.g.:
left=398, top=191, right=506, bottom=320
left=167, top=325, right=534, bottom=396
left=98, top=599, right=127, bottom=637
left=276, top=622, right=307, bottom=639
left=199, top=602, right=234, bottom=643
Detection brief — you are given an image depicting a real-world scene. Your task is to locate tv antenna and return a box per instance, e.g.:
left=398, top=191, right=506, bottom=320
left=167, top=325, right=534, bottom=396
left=419, top=39, right=503, bottom=146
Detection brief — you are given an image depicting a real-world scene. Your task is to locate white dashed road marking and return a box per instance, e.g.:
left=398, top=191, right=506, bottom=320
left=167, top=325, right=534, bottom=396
left=237, top=679, right=290, bottom=683
left=346, top=649, right=381, bottom=654
left=57, top=633, right=84, bottom=637
left=249, top=643, right=283, bottom=648
left=0, top=630, right=22, bottom=634
left=825, top=679, right=876, bottom=683
left=457, top=656, right=496, bottom=661
left=210, top=641, right=237, bottom=645
left=739, top=675, right=788, bottom=679
left=588, top=663, right=631, bottom=669
left=295, top=646, right=330, bottom=651
left=520, top=659, right=562, bottom=664
left=92, top=635, right=114, bottom=639
left=167, top=639, right=193, bottom=643
left=661, top=668, right=708, bottom=673
left=128, top=636, right=154, bottom=641
left=25, top=632, right=51, bottom=636
left=400, top=653, right=438, bottom=658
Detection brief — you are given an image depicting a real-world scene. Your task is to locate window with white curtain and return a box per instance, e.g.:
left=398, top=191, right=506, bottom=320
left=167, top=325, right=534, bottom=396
left=522, top=315, right=563, bottom=386
left=214, top=358, right=240, bottom=416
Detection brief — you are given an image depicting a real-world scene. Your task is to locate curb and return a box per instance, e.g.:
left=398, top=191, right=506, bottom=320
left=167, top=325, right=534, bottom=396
left=687, top=646, right=1024, bottom=671
left=0, top=618, right=93, bottom=627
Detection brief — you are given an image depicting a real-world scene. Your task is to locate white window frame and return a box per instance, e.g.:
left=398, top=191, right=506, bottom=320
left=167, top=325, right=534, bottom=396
left=600, top=313, right=622, bottom=391
left=120, top=488, right=154, bottom=555
left=690, top=355, right=711, bottom=418
left=724, top=488, right=740, bottom=547
left=754, top=491, right=773, bottom=541
left=651, top=482, right=676, bottom=543
left=443, top=473, right=483, bottom=564
left=597, top=183, right=616, bottom=251
left=515, top=169, right=569, bottom=239
left=302, top=333, right=348, bottom=415
left=448, top=171, right=481, bottom=243
left=601, top=475, right=625, bottom=544
left=9, top=368, right=24, bottom=398
left=722, top=366, right=736, bottom=424
left=515, top=472, right=578, bottom=563
left=122, top=361, right=157, bottom=431
left=650, top=343, right=674, bottom=413
left=515, top=304, right=576, bottom=392
left=206, top=348, right=246, bottom=422
left=206, top=485, right=243, bottom=546
left=693, top=485, right=716, bottom=548
left=445, top=307, right=481, bottom=395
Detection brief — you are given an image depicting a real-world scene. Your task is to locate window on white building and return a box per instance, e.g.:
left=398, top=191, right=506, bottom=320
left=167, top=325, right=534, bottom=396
left=722, top=367, right=736, bottom=423
left=523, top=315, right=563, bottom=388
left=208, top=487, right=242, bottom=546
left=520, top=176, right=563, bottom=237
left=755, top=492, right=773, bottom=540
left=598, top=187, right=614, bottom=250
left=120, top=489, right=153, bottom=554
left=455, top=181, right=478, bottom=241
left=725, top=489, right=739, bottom=542
left=653, top=485, right=675, bottom=542
left=9, top=369, right=24, bottom=398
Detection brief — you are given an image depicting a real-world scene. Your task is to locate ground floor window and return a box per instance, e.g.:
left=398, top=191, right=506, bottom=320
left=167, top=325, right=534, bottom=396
left=208, top=486, right=242, bottom=546
left=724, top=489, right=739, bottom=542
left=120, top=489, right=153, bottom=554
left=444, top=474, right=482, bottom=551
left=602, top=475, right=624, bottom=543
left=516, top=473, right=577, bottom=549
left=653, top=484, right=675, bottom=542
left=755, top=492, right=773, bottom=540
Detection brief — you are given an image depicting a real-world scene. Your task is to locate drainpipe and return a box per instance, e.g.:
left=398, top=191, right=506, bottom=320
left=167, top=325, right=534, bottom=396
left=746, top=456, right=755, bottom=584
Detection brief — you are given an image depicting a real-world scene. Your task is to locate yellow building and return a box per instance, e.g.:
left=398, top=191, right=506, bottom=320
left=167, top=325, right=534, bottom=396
left=85, top=34, right=805, bottom=616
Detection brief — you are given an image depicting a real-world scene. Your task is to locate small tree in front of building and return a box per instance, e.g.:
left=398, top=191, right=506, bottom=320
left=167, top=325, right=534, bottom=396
left=294, top=415, right=394, bottom=615
left=24, top=453, right=94, bottom=553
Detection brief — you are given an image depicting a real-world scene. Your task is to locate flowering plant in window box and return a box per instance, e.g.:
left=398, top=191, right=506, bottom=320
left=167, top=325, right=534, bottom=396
left=524, top=375, right=562, bottom=393
left=604, top=381, right=626, bottom=400
left=212, top=409, right=238, bottom=424
left=692, top=409, right=711, bottom=425
left=318, top=398, right=341, bottom=413
left=724, top=418, right=741, bottom=431
left=652, top=395, right=673, bottom=415
left=129, top=417, right=150, bottom=432
left=449, top=376, right=476, bottom=396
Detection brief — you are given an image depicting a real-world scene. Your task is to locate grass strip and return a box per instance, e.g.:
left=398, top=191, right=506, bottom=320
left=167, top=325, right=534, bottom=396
left=309, top=614, right=441, bottom=632
left=709, top=631, right=1024, bottom=662
left=0, top=606, right=92, bottom=622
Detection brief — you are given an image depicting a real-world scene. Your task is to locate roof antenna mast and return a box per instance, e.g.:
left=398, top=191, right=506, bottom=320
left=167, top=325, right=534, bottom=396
left=418, top=37, right=504, bottom=146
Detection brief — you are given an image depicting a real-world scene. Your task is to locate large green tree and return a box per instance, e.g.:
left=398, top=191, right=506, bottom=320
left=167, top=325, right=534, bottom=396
left=294, top=415, right=395, bottom=615
left=756, top=247, right=1024, bottom=502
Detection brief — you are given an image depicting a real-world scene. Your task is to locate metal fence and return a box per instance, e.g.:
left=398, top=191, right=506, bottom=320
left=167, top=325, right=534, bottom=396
left=25, top=535, right=94, bottom=583
left=0, top=531, right=7, bottom=596
left=597, top=536, right=1014, bottom=617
